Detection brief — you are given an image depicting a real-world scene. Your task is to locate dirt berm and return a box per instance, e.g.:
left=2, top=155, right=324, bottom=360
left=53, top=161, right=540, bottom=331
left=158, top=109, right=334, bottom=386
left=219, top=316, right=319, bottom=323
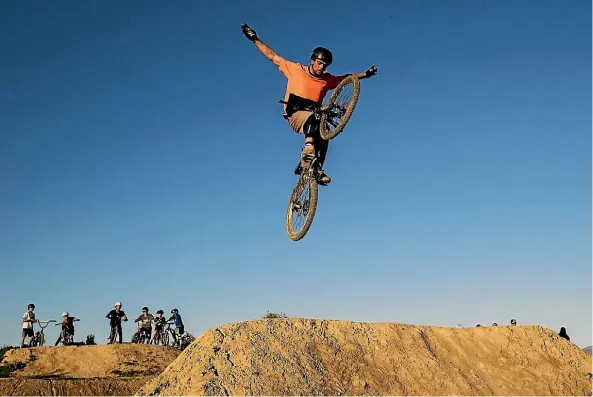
left=0, top=344, right=180, bottom=396
left=136, top=318, right=592, bottom=396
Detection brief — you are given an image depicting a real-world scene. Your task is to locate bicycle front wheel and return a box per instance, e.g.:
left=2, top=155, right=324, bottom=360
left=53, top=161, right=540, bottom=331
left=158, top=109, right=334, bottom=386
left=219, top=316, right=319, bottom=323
left=320, top=75, right=360, bottom=140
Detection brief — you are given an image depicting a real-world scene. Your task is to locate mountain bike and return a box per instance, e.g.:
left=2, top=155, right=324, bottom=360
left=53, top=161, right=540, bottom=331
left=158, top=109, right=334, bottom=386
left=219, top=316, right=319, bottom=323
left=55, top=329, right=75, bottom=346
left=131, top=328, right=151, bottom=344
left=283, top=75, right=361, bottom=241
left=161, top=321, right=179, bottom=348
left=107, top=323, right=125, bottom=344
left=29, top=320, right=56, bottom=347
left=161, top=321, right=193, bottom=349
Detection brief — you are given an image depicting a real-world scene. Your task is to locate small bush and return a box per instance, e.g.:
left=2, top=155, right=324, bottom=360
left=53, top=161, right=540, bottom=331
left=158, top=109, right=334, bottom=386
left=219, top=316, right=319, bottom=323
left=86, top=334, right=96, bottom=345
left=263, top=311, right=287, bottom=319
left=0, top=362, right=26, bottom=378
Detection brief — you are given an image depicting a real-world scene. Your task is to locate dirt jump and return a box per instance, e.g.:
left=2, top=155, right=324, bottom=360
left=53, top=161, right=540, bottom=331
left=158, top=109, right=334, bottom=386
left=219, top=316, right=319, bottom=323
left=136, top=318, right=592, bottom=396
left=0, top=343, right=180, bottom=396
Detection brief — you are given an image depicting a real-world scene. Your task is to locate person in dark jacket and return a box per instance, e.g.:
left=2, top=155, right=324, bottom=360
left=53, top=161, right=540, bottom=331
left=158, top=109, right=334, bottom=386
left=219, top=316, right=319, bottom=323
left=558, top=327, right=570, bottom=341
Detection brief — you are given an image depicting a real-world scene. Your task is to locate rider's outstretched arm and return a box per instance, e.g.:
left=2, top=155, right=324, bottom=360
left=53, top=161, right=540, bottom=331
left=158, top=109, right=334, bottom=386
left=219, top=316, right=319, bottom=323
left=349, top=65, right=379, bottom=80
left=241, top=24, right=284, bottom=66
left=253, top=39, right=284, bottom=66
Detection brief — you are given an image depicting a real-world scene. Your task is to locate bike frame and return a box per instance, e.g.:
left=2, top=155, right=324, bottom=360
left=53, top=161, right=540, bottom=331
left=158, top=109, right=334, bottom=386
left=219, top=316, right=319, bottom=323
left=31, top=320, right=55, bottom=346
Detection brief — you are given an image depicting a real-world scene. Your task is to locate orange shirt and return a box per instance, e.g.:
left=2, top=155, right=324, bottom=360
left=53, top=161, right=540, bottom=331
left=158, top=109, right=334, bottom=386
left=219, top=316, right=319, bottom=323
left=278, top=58, right=345, bottom=114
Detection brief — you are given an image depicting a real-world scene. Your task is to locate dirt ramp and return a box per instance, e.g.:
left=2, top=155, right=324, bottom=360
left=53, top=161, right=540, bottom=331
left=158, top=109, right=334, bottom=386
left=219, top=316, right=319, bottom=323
left=0, top=377, right=151, bottom=396
left=136, top=318, right=592, bottom=396
left=2, top=344, right=179, bottom=379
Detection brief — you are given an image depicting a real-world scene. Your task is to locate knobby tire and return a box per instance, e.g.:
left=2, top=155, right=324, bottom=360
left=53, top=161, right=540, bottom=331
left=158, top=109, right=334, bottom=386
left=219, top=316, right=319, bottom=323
left=286, top=173, right=318, bottom=241
left=319, top=75, right=360, bottom=140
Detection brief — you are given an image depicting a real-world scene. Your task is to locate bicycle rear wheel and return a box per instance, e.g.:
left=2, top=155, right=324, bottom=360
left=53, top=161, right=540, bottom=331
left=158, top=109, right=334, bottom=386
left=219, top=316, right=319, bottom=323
left=286, top=170, right=319, bottom=241
left=319, top=75, right=360, bottom=140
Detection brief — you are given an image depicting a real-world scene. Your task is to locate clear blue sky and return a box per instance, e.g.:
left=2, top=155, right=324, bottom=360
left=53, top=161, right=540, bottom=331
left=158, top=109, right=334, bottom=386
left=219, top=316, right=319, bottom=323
left=1, top=0, right=591, bottom=348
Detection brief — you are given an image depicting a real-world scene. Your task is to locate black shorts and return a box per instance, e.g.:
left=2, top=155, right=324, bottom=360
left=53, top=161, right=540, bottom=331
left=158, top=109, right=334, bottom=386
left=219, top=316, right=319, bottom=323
left=22, top=328, right=34, bottom=338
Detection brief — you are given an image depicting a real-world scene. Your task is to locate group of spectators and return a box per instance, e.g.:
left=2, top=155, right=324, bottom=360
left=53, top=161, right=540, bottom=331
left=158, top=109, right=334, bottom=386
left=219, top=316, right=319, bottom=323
left=473, top=318, right=571, bottom=341
left=20, top=302, right=185, bottom=347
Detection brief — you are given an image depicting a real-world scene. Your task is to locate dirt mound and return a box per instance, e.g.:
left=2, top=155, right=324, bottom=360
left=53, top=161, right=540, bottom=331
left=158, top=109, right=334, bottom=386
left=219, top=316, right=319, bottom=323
left=136, top=319, right=593, bottom=396
left=0, top=344, right=180, bottom=396
left=2, top=344, right=179, bottom=379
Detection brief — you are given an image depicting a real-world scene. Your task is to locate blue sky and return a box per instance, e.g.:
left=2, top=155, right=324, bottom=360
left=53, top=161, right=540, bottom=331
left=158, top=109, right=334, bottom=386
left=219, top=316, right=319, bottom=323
left=1, top=0, right=591, bottom=348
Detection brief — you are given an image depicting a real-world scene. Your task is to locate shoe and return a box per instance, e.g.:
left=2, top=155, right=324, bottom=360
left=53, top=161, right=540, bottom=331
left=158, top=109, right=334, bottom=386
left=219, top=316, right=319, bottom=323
left=300, top=144, right=315, bottom=169
left=316, top=169, right=331, bottom=185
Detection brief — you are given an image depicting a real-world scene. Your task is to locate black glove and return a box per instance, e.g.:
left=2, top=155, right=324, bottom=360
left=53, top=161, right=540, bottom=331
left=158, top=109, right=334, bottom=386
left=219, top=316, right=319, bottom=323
left=365, top=64, right=378, bottom=78
left=241, top=24, right=258, bottom=42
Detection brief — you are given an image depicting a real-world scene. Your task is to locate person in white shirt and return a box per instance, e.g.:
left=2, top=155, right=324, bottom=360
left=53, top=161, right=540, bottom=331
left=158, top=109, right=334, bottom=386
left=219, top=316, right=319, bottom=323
left=20, top=303, right=38, bottom=347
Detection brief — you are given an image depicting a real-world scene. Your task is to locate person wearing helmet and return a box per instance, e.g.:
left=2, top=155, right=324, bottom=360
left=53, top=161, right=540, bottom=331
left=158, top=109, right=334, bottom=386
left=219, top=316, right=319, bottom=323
left=133, top=306, right=154, bottom=343
left=168, top=308, right=185, bottom=341
left=106, top=301, right=128, bottom=344
left=240, top=23, right=378, bottom=185
left=150, top=310, right=167, bottom=345
left=20, top=303, right=38, bottom=347
left=55, top=312, right=80, bottom=346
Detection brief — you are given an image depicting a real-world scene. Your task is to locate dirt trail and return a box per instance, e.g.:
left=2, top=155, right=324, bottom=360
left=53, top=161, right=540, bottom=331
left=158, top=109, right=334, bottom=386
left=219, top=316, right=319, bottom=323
left=0, top=344, right=180, bottom=396
left=136, top=318, right=593, bottom=396
left=0, top=377, right=151, bottom=396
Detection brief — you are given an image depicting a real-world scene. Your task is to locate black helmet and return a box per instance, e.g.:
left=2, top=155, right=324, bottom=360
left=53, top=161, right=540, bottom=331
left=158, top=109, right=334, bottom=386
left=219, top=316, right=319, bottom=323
left=156, top=310, right=164, bottom=315
left=142, top=306, right=149, bottom=312
left=311, top=47, right=333, bottom=65
left=171, top=308, right=178, bottom=314
left=28, top=303, right=35, bottom=309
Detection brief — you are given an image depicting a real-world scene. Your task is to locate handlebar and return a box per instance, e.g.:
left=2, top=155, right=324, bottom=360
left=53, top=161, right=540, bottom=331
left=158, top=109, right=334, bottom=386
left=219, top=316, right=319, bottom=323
left=37, top=320, right=56, bottom=329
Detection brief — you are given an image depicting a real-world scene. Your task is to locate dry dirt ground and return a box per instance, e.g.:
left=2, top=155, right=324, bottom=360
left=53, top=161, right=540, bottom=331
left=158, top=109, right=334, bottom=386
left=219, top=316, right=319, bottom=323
left=137, top=318, right=593, bottom=396
left=0, top=344, right=180, bottom=396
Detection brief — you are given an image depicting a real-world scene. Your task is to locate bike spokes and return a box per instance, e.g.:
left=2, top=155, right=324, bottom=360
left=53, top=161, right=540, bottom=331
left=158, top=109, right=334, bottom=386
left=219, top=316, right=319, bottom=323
left=291, top=178, right=311, bottom=232
left=286, top=171, right=319, bottom=241
left=319, top=75, right=360, bottom=140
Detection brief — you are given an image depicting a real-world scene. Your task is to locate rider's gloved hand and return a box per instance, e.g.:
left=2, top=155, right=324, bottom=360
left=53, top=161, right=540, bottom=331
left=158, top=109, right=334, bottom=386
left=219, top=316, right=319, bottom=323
left=241, top=23, right=258, bottom=42
left=365, top=64, right=378, bottom=78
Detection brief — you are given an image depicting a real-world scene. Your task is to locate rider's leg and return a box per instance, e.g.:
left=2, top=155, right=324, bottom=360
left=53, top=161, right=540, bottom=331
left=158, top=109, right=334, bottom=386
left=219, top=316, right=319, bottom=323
left=302, top=117, right=331, bottom=184
left=117, top=324, right=123, bottom=344
left=25, top=329, right=34, bottom=347
left=287, top=111, right=316, bottom=169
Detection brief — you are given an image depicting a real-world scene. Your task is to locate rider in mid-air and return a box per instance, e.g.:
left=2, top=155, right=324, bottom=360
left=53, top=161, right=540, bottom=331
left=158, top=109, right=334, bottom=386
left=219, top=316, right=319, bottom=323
left=240, top=23, right=378, bottom=185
